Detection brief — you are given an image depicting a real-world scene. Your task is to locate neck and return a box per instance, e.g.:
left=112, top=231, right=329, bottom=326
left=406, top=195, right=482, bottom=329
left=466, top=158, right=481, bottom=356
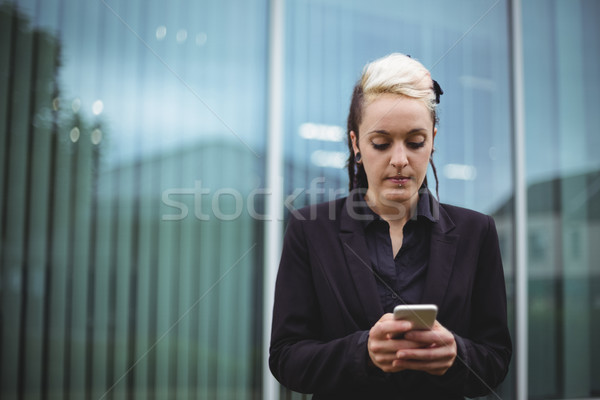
left=364, top=190, right=419, bottom=227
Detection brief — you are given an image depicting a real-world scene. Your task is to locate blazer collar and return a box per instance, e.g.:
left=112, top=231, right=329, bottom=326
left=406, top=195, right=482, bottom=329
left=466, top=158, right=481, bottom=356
left=421, top=201, right=459, bottom=307
left=339, top=194, right=384, bottom=325
left=338, top=191, right=459, bottom=322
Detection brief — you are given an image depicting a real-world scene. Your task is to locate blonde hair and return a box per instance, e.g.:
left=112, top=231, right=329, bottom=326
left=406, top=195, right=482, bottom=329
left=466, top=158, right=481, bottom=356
left=360, top=53, right=437, bottom=116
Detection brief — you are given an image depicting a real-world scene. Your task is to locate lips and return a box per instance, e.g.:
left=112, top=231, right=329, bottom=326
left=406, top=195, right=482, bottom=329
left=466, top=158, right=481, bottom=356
left=388, top=176, right=411, bottom=185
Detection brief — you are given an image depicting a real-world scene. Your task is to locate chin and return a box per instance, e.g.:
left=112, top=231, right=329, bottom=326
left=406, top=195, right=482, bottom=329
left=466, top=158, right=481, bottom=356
left=382, top=187, right=410, bottom=199
left=380, top=190, right=414, bottom=207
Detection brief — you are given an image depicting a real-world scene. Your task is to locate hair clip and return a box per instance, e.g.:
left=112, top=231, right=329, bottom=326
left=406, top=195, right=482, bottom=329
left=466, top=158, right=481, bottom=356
left=432, top=79, right=444, bottom=104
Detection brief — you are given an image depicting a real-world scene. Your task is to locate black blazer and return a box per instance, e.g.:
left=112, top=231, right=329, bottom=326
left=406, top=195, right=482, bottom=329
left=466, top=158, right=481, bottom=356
left=269, top=193, right=512, bottom=399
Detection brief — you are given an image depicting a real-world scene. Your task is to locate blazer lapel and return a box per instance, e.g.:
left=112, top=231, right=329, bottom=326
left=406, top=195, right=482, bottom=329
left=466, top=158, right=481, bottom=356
left=421, top=204, right=459, bottom=306
left=339, top=199, right=384, bottom=325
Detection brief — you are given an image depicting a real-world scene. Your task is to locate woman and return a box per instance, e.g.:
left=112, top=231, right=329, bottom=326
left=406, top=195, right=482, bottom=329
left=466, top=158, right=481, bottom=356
left=269, top=53, right=512, bottom=399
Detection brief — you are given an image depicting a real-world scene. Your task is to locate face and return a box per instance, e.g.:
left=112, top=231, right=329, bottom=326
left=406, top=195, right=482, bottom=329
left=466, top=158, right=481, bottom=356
left=350, top=94, right=436, bottom=216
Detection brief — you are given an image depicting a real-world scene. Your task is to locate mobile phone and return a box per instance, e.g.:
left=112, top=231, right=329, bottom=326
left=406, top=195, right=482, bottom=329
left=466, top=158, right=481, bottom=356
left=393, top=304, right=438, bottom=330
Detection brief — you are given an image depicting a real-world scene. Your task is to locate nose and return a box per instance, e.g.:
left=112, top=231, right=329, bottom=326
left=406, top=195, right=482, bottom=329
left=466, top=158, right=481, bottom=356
left=390, top=143, right=408, bottom=169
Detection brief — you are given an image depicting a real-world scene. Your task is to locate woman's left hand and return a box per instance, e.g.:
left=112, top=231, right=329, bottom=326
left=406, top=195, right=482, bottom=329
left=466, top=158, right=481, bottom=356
left=392, top=321, right=457, bottom=376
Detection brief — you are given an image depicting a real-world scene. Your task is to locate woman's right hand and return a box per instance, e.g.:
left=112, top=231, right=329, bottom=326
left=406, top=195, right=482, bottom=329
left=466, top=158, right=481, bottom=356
left=367, top=313, right=424, bottom=373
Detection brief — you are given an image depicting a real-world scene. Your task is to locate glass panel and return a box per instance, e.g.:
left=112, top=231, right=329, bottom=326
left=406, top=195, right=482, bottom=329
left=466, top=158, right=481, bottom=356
left=522, top=0, right=600, bottom=398
left=0, top=1, right=267, bottom=399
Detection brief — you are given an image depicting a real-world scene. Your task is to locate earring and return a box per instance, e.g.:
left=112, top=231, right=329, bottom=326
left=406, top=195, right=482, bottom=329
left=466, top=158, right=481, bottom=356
left=355, top=152, right=362, bottom=163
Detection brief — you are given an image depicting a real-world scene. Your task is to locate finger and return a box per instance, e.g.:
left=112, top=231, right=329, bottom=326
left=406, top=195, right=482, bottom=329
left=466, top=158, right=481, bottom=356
left=383, top=320, right=413, bottom=339
left=379, top=313, right=396, bottom=322
left=391, top=357, right=453, bottom=375
left=371, top=351, right=404, bottom=366
left=369, top=335, right=423, bottom=358
left=395, top=343, right=456, bottom=362
left=404, top=323, right=453, bottom=345
left=404, top=329, right=453, bottom=345
left=371, top=314, right=410, bottom=339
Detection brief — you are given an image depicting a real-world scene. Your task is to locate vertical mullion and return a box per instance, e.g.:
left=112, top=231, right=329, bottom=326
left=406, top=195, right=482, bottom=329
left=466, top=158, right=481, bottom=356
left=127, top=158, right=141, bottom=400
left=19, top=1, right=43, bottom=397
left=106, top=151, right=120, bottom=400
left=85, top=1, right=105, bottom=398
left=70, top=101, right=94, bottom=400
left=177, top=150, right=194, bottom=400
left=46, top=70, right=72, bottom=400
left=63, top=0, right=94, bottom=396
left=264, top=0, right=285, bottom=399
left=112, top=4, right=135, bottom=398
left=239, top=150, right=254, bottom=400
left=133, top=121, right=151, bottom=399
left=62, top=127, right=79, bottom=400
left=155, top=155, right=175, bottom=400
left=90, top=144, right=112, bottom=400
left=85, top=141, right=101, bottom=400
left=509, top=0, right=528, bottom=399
left=112, top=160, right=133, bottom=400
left=197, top=148, right=216, bottom=399
left=126, top=14, right=144, bottom=400
left=132, top=5, right=152, bottom=395
left=40, top=21, right=62, bottom=400
left=216, top=146, right=231, bottom=399
left=146, top=159, right=161, bottom=400
left=168, top=155, right=183, bottom=400
left=1, top=4, right=36, bottom=398
left=0, top=4, right=19, bottom=396
left=187, top=177, right=201, bottom=400
left=0, top=2, right=15, bottom=271
left=23, top=0, right=63, bottom=397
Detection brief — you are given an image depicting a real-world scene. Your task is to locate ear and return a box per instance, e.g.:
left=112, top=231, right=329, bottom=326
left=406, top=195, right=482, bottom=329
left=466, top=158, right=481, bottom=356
left=433, top=127, right=437, bottom=140
left=350, top=131, right=360, bottom=155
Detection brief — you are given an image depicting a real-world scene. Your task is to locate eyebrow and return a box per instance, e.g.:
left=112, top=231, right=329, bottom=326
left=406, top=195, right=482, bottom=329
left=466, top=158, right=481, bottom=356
left=365, top=128, right=429, bottom=137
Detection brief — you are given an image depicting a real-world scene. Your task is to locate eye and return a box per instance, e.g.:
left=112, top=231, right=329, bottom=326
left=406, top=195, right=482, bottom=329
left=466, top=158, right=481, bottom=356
left=371, top=141, right=390, bottom=151
left=407, top=141, right=426, bottom=150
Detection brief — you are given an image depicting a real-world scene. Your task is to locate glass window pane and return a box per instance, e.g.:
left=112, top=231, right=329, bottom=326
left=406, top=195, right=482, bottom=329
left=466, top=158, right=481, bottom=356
left=523, top=0, right=600, bottom=398
left=0, top=1, right=267, bottom=399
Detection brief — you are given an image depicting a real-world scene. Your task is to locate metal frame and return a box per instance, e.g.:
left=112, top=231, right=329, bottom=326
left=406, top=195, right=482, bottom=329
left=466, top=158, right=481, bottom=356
left=263, top=0, right=285, bottom=399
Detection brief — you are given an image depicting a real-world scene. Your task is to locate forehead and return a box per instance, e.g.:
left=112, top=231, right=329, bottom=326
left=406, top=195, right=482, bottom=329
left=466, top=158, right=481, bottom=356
left=360, top=94, right=433, bottom=134
left=361, top=94, right=433, bottom=127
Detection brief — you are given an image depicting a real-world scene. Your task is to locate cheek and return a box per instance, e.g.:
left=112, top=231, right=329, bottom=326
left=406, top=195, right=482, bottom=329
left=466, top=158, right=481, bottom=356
left=411, top=153, right=432, bottom=176
left=363, top=155, right=387, bottom=175
left=415, top=148, right=432, bottom=165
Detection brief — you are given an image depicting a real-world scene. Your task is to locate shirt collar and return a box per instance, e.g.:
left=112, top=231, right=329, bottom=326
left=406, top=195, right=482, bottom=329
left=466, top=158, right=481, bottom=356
left=350, top=188, right=439, bottom=228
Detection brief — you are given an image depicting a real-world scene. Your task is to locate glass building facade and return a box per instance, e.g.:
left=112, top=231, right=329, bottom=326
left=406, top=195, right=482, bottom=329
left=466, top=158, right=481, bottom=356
left=0, top=0, right=597, bottom=399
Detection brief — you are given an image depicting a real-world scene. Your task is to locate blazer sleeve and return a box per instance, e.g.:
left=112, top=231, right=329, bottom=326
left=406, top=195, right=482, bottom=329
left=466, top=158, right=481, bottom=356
left=426, top=215, right=512, bottom=397
left=268, top=213, right=377, bottom=394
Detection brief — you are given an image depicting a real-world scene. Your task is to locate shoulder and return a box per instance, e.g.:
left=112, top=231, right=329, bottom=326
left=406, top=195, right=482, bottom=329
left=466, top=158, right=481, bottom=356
left=281, top=197, right=349, bottom=255
left=438, top=202, right=496, bottom=234
left=287, top=197, right=348, bottom=225
left=439, top=202, right=490, bottom=221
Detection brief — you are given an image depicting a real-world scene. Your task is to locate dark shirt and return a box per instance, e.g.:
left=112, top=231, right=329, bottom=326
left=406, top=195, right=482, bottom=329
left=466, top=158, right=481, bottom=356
left=358, top=192, right=437, bottom=313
